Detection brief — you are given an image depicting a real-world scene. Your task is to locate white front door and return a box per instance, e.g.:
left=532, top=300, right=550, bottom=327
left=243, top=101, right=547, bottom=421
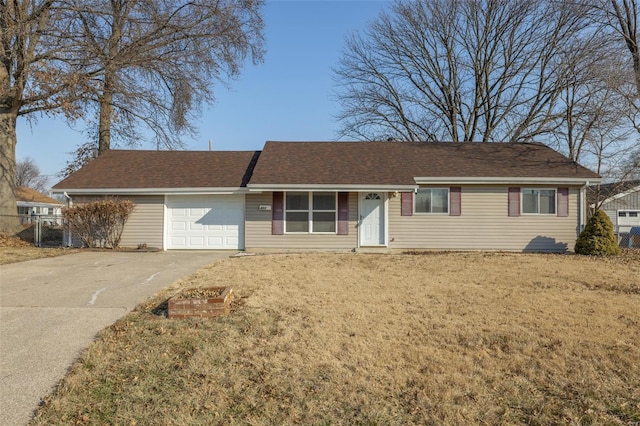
left=360, top=192, right=385, bottom=246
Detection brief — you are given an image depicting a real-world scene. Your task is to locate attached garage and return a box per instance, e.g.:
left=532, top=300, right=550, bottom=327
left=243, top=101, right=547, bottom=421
left=166, top=195, right=245, bottom=250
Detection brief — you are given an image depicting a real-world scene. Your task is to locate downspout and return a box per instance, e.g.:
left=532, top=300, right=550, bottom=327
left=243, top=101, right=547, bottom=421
left=579, top=182, right=589, bottom=234
left=63, top=192, right=73, bottom=247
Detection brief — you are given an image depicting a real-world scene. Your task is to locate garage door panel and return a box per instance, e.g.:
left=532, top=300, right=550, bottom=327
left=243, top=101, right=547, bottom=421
left=207, top=236, right=224, bottom=246
left=171, top=221, right=187, bottom=231
left=171, top=236, right=187, bottom=246
left=189, top=236, right=205, bottom=247
left=190, top=221, right=205, bottom=231
left=172, top=208, right=188, bottom=217
left=167, top=195, right=244, bottom=250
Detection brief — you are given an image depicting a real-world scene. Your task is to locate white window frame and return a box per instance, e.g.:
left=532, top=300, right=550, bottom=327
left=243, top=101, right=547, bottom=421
left=414, top=187, right=449, bottom=215
left=284, top=191, right=337, bottom=234
left=521, top=188, right=557, bottom=215
left=617, top=210, right=640, bottom=221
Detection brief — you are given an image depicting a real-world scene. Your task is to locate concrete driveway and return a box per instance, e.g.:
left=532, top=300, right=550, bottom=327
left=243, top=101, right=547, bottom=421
left=0, top=250, right=232, bottom=426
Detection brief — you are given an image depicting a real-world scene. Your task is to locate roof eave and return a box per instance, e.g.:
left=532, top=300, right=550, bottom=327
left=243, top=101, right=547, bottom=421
left=51, top=187, right=248, bottom=195
left=413, top=176, right=601, bottom=185
left=247, top=184, right=417, bottom=192
left=16, top=201, right=63, bottom=207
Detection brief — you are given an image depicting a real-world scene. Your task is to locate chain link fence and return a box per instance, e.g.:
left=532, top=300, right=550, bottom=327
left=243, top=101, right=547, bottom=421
left=617, top=227, right=640, bottom=249
left=1, top=214, right=67, bottom=247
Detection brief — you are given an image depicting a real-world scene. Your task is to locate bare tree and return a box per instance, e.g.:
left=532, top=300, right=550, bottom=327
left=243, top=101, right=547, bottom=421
left=334, top=0, right=598, bottom=143
left=0, top=1, right=85, bottom=231
left=63, top=0, right=265, bottom=153
left=593, top=0, right=639, bottom=96
left=16, top=157, right=49, bottom=192
left=0, top=0, right=264, bottom=232
left=59, top=141, right=98, bottom=178
left=585, top=0, right=640, bottom=137
left=549, top=32, right=635, bottom=166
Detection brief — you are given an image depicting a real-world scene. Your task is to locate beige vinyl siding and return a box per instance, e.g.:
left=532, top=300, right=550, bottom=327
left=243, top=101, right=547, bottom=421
left=119, top=196, right=164, bottom=248
left=245, top=192, right=358, bottom=250
left=389, top=186, right=580, bottom=252
left=69, top=195, right=164, bottom=249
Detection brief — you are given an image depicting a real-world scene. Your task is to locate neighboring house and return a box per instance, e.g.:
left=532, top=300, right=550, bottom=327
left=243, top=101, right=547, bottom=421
left=16, top=186, right=64, bottom=224
left=588, top=180, right=640, bottom=246
left=52, top=141, right=600, bottom=252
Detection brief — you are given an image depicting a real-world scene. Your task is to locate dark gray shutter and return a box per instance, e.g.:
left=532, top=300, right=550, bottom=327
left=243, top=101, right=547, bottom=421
left=557, top=187, right=569, bottom=217
left=508, top=187, right=520, bottom=217
left=337, top=192, right=349, bottom=235
left=401, top=192, right=413, bottom=216
left=450, top=187, right=461, bottom=216
left=272, top=192, right=284, bottom=235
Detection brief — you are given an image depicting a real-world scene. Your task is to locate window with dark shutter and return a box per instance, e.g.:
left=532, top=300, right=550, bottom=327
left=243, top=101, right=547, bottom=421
left=272, top=192, right=284, bottom=235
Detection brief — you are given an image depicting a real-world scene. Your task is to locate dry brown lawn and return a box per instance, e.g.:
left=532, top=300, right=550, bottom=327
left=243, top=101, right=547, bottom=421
left=33, top=252, right=640, bottom=425
left=0, top=233, right=76, bottom=264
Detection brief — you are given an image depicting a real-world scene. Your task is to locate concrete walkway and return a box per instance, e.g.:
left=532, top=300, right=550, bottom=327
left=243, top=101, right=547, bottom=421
left=0, top=251, right=232, bottom=426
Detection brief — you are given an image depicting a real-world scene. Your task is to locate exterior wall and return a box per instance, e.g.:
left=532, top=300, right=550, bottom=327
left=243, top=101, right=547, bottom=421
left=388, top=186, right=581, bottom=252
left=601, top=189, right=640, bottom=228
left=70, top=195, right=164, bottom=249
left=245, top=192, right=358, bottom=250
left=119, top=196, right=164, bottom=248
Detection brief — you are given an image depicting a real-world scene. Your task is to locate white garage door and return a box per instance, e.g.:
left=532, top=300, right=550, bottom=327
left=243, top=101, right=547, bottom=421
left=166, top=195, right=244, bottom=249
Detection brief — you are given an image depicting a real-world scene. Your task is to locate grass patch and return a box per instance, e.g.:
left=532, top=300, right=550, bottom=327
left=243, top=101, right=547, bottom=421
left=0, top=247, right=78, bottom=264
left=0, top=233, right=77, bottom=264
left=32, top=252, right=640, bottom=425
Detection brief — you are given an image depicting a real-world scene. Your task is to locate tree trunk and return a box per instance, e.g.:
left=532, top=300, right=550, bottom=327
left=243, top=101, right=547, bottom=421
left=0, top=111, right=20, bottom=233
left=98, top=75, right=114, bottom=154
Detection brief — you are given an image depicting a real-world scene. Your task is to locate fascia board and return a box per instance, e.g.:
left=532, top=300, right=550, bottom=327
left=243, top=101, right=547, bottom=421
left=51, top=187, right=248, bottom=195
left=246, top=184, right=417, bottom=192
left=16, top=201, right=63, bottom=207
left=413, top=177, right=601, bottom=185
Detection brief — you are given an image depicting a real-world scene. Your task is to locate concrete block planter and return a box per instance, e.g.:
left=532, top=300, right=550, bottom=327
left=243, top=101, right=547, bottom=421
left=168, top=287, right=233, bottom=319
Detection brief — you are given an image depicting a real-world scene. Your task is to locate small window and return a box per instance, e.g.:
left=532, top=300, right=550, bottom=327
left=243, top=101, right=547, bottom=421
left=285, top=192, right=309, bottom=233
left=630, top=212, right=639, bottom=218
left=312, top=192, right=336, bottom=233
left=522, top=189, right=556, bottom=215
left=618, top=211, right=627, bottom=217
left=415, top=188, right=449, bottom=214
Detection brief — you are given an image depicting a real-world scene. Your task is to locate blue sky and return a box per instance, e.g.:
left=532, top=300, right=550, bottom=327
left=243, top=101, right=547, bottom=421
left=16, top=0, right=392, bottom=183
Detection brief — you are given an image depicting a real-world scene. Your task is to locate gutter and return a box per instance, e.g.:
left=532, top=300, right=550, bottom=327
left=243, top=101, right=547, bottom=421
left=413, top=176, right=601, bottom=185
left=51, top=187, right=248, bottom=195
left=247, top=184, right=417, bottom=192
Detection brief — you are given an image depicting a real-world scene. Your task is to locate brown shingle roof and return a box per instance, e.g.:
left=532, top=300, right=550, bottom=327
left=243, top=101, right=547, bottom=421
left=52, top=142, right=600, bottom=191
left=249, top=141, right=599, bottom=185
left=16, top=187, right=62, bottom=205
left=53, top=150, right=261, bottom=190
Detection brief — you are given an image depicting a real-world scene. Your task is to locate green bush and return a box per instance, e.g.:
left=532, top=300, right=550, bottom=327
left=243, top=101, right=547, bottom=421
left=574, top=209, right=620, bottom=256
